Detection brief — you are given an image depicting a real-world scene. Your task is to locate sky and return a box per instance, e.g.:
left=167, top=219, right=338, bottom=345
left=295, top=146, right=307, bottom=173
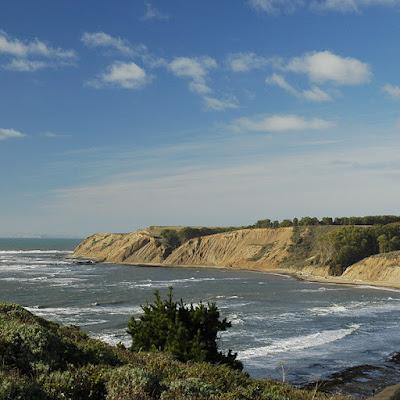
left=1, top=0, right=400, bottom=237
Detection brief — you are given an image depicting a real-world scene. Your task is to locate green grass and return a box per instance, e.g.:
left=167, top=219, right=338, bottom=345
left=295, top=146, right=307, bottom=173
left=0, top=303, right=348, bottom=400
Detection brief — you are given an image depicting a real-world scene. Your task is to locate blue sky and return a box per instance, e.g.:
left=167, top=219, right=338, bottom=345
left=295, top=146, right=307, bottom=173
left=1, top=0, right=400, bottom=237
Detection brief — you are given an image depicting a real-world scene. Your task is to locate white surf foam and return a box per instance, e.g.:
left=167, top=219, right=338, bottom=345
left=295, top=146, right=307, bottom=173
left=27, top=304, right=143, bottom=318
left=239, top=324, right=360, bottom=359
left=91, top=330, right=131, bottom=347
left=310, top=300, right=400, bottom=317
left=296, top=287, right=345, bottom=293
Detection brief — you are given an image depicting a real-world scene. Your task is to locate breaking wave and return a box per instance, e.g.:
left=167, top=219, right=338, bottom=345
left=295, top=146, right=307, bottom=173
left=239, top=324, right=360, bottom=359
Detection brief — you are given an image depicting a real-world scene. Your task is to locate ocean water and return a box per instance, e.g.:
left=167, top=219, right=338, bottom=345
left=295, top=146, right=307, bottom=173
left=1, top=239, right=400, bottom=389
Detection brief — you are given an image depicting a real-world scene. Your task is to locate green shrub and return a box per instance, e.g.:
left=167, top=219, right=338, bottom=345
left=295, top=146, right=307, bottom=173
left=0, top=370, right=45, bottom=400
left=127, top=289, right=242, bottom=370
left=161, top=378, right=218, bottom=400
left=39, top=365, right=107, bottom=400
left=105, top=366, right=161, bottom=400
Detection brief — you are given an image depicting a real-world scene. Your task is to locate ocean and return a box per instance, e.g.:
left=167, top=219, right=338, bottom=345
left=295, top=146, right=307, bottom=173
left=1, top=238, right=400, bottom=395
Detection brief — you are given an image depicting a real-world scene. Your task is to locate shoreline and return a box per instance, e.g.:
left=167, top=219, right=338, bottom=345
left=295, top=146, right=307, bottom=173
left=71, top=256, right=400, bottom=292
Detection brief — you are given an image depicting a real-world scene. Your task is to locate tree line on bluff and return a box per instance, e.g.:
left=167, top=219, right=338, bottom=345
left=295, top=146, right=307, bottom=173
left=253, top=215, right=400, bottom=228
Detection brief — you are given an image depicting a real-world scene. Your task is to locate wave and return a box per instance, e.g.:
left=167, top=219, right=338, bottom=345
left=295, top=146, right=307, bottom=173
left=356, top=285, right=400, bottom=293
left=91, top=330, right=131, bottom=347
left=310, top=300, right=400, bottom=317
left=26, top=304, right=143, bottom=318
left=295, top=287, right=345, bottom=293
left=0, top=250, right=72, bottom=255
left=239, top=324, right=360, bottom=359
left=133, top=276, right=240, bottom=289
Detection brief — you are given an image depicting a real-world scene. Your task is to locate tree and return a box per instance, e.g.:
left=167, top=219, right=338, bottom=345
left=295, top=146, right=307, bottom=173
left=321, top=217, right=333, bottom=226
left=378, top=234, right=390, bottom=253
left=127, top=289, right=243, bottom=370
left=160, top=230, right=181, bottom=256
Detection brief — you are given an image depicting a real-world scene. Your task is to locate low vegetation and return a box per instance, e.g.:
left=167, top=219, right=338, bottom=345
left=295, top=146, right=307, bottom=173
left=0, top=301, right=347, bottom=400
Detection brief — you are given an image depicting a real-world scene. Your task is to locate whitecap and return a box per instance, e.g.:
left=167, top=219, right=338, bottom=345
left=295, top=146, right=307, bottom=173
left=0, top=250, right=72, bottom=254
left=239, top=324, right=360, bottom=359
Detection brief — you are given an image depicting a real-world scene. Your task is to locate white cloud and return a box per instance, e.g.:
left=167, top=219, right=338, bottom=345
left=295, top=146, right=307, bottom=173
left=312, top=0, right=400, bottom=12
left=248, top=0, right=400, bottom=13
left=247, top=0, right=303, bottom=14
left=189, top=81, right=212, bottom=95
left=312, top=0, right=359, bottom=12
left=232, top=114, right=335, bottom=133
left=266, top=73, right=298, bottom=96
left=4, top=59, right=48, bottom=72
left=42, top=132, right=71, bottom=138
left=287, top=51, right=371, bottom=85
left=168, top=56, right=235, bottom=111
left=204, top=96, right=239, bottom=111
left=168, top=56, right=217, bottom=84
left=266, top=73, right=332, bottom=102
left=142, top=1, right=169, bottom=20
left=226, top=52, right=279, bottom=72
left=302, top=86, right=332, bottom=101
left=383, top=84, right=400, bottom=98
left=0, top=128, right=26, bottom=141
left=0, top=31, right=76, bottom=59
left=89, top=62, right=149, bottom=89
left=81, top=32, right=135, bottom=56
left=0, top=31, right=76, bottom=72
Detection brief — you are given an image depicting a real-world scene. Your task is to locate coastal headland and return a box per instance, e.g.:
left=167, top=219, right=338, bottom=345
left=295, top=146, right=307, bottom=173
left=73, top=219, right=400, bottom=289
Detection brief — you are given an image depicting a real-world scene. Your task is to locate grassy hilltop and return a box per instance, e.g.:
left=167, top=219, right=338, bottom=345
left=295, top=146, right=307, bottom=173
left=0, top=303, right=346, bottom=400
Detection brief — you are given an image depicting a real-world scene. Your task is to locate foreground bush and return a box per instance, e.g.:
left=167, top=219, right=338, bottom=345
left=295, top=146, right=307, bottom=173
left=0, top=303, right=346, bottom=400
left=127, top=289, right=242, bottom=370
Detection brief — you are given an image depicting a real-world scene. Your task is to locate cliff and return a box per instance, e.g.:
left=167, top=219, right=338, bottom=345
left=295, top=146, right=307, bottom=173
left=74, top=227, right=400, bottom=288
left=74, top=227, right=293, bottom=271
left=342, top=251, right=400, bottom=284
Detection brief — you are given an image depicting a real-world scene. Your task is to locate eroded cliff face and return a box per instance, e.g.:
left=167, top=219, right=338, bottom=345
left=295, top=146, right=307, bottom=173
left=73, top=230, right=166, bottom=264
left=74, top=228, right=293, bottom=270
left=165, top=228, right=292, bottom=270
left=342, top=251, right=400, bottom=283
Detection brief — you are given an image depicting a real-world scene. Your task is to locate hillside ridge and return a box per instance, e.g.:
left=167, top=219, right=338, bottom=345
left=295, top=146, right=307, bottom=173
left=73, top=225, right=400, bottom=288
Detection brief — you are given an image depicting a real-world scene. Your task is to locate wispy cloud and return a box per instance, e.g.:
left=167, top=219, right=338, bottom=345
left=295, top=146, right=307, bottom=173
left=383, top=83, right=400, bottom=98
left=312, top=0, right=400, bottom=13
left=248, top=0, right=400, bottom=13
left=204, top=96, right=239, bottom=111
left=42, top=132, right=71, bottom=138
left=232, top=114, right=335, bottom=133
left=0, top=30, right=76, bottom=72
left=0, top=128, right=26, bottom=141
left=266, top=73, right=332, bottom=102
left=168, top=56, right=217, bottom=93
left=142, top=1, right=169, bottom=21
left=81, top=32, right=137, bottom=56
left=167, top=56, right=239, bottom=111
left=226, top=52, right=281, bottom=72
left=248, top=0, right=303, bottom=14
left=87, top=61, right=150, bottom=89
left=44, top=138, right=400, bottom=235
